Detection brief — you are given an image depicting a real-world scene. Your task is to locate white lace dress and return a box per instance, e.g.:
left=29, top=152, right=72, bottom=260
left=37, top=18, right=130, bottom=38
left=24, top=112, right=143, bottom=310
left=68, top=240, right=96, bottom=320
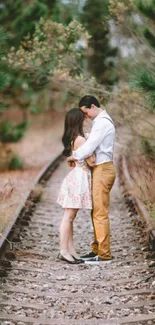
left=57, top=160, right=92, bottom=209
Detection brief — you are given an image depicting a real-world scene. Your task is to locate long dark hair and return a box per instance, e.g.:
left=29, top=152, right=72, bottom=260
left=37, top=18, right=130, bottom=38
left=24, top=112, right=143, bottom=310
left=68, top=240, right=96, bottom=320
left=62, top=108, right=85, bottom=156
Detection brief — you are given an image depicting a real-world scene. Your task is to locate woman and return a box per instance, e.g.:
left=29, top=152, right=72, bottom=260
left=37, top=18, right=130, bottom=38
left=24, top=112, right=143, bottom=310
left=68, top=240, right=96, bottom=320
left=57, top=108, right=95, bottom=264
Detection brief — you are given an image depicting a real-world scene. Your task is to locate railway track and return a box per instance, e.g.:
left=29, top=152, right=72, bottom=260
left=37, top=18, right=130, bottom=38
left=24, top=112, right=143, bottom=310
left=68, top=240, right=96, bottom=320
left=0, top=155, right=155, bottom=325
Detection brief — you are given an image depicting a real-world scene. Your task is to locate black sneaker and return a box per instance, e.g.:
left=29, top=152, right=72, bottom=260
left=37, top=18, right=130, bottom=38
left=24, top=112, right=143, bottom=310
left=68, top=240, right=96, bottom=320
left=85, top=255, right=112, bottom=264
left=80, top=252, right=97, bottom=261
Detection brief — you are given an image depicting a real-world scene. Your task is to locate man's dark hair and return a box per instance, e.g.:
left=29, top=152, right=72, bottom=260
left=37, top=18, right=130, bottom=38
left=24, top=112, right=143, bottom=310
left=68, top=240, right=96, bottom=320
left=79, top=95, right=100, bottom=109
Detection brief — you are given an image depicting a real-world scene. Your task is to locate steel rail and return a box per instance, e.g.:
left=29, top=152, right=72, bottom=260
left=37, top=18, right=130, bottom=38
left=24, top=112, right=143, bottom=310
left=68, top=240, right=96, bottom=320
left=0, top=152, right=64, bottom=257
left=120, top=154, right=155, bottom=251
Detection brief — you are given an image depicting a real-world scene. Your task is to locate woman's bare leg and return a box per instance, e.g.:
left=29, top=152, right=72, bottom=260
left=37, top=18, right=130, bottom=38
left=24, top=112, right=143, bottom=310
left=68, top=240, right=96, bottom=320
left=59, top=208, right=78, bottom=261
left=68, top=220, right=80, bottom=259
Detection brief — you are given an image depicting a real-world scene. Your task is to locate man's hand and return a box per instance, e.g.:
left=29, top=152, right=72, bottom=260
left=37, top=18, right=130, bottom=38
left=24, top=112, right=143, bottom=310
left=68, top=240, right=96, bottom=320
left=67, top=155, right=76, bottom=167
left=67, top=156, right=76, bottom=167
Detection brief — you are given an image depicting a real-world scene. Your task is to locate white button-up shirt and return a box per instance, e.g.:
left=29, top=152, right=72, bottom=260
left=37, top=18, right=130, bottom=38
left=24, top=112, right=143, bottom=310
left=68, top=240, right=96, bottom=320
left=72, top=110, right=115, bottom=165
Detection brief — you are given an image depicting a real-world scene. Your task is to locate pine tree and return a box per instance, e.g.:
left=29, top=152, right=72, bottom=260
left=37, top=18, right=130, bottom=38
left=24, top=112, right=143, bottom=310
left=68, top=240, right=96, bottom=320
left=0, top=0, right=57, bottom=46
left=0, top=1, right=87, bottom=147
left=1, top=2, right=87, bottom=118
left=0, top=28, right=10, bottom=114
left=0, top=1, right=57, bottom=142
left=130, top=0, right=155, bottom=159
left=52, top=0, right=79, bottom=25
left=81, top=0, right=118, bottom=85
left=137, top=0, right=155, bottom=21
left=132, top=68, right=155, bottom=112
left=132, top=0, right=155, bottom=112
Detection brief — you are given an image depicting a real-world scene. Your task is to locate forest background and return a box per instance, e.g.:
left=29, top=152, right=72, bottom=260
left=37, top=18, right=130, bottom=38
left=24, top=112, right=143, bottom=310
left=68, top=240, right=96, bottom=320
left=0, top=0, right=155, bottom=231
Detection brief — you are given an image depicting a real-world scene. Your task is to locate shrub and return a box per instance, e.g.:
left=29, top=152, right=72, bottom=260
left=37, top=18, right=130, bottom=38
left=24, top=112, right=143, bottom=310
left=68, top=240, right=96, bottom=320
left=141, top=136, right=155, bottom=161
left=9, top=156, right=23, bottom=170
left=0, top=120, right=28, bottom=143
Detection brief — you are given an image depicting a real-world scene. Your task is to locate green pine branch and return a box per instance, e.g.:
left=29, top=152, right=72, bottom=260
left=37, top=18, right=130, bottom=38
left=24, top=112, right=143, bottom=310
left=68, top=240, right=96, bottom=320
left=143, top=28, right=155, bottom=48
left=0, top=120, right=28, bottom=143
left=0, top=28, right=10, bottom=92
left=132, top=69, right=155, bottom=91
left=137, top=0, right=155, bottom=21
left=141, top=136, right=155, bottom=160
left=131, top=68, right=155, bottom=112
left=0, top=0, right=58, bottom=47
left=13, top=1, right=48, bottom=41
left=0, top=71, right=10, bottom=91
left=0, top=27, right=8, bottom=58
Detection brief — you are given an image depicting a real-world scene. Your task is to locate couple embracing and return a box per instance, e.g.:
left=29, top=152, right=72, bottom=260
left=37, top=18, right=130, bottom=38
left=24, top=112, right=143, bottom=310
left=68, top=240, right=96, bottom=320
left=57, top=95, right=116, bottom=264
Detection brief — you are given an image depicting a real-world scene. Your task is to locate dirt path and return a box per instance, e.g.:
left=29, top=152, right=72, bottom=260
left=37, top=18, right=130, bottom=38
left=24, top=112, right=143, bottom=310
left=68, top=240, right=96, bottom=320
left=0, top=112, right=64, bottom=233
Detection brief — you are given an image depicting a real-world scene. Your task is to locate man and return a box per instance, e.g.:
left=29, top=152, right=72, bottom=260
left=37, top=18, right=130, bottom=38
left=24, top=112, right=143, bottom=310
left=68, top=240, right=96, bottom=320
left=67, top=95, right=116, bottom=262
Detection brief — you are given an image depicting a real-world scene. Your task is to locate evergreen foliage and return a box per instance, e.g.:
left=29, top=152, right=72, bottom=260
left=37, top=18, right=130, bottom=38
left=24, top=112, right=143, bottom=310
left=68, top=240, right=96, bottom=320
left=132, top=0, right=155, bottom=112
left=143, top=28, right=155, bottom=48
left=0, top=28, right=10, bottom=113
left=0, top=1, right=89, bottom=145
left=131, top=69, right=155, bottom=112
left=52, top=1, right=79, bottom=25
left=0, top=0, right=113, bottom=148
left=0, top=0, right=57, bottom=115
left=0, top=120, right=28, bottom=143
left=141, top=136, right=155, bottom=161
left=137, top=0, right=155, bottom=21
left=0, top=28, right=8, bottom=88
left=0, top=0, right=57, bottom=46
left=9, top=156, right=23, bottom=170
left=7, top=18, right=88, bottom=89
left=81, top=0, right=118, bottom=84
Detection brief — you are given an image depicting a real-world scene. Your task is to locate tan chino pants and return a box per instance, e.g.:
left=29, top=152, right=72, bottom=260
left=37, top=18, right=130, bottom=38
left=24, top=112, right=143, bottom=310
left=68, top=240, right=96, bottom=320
left=91, top=162, right=116, bottom=259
